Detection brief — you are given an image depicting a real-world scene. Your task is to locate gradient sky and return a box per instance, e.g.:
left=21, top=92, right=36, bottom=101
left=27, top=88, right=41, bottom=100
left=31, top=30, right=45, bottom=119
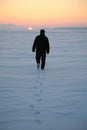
left=0, top=0, right=87, bottom=26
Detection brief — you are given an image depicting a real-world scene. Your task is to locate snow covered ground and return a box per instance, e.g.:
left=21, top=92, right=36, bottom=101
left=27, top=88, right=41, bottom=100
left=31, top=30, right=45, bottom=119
left=0, top=27, right=87, bottom=130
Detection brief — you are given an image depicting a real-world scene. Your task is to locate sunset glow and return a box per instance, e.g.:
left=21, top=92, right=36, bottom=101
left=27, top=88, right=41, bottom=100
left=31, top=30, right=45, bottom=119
left=28, top=27, right=32, bottom=30
left=0, top=0, right=87, bottom=27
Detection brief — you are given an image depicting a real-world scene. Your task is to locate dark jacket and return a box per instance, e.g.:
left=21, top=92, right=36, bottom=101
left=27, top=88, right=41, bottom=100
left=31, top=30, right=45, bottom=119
left=32, top=34, right=50, bottom=54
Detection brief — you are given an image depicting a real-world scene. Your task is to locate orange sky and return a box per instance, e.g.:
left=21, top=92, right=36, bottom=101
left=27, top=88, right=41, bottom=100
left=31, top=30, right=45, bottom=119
left=0, top=0, right=87, bottom=26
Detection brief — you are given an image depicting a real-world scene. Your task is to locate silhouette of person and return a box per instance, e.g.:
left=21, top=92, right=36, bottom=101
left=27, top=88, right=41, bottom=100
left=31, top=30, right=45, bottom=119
left=32, top=29, right=50, bottom=70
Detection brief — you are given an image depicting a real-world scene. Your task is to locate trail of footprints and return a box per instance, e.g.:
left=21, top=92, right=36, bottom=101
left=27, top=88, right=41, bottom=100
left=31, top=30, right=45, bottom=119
left=29, top=71, right=45, bottom=125
left=29, top=71, right=53, bottom=130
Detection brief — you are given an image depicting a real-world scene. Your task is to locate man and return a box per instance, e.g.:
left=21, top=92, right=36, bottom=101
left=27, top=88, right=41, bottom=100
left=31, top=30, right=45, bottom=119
left=32, top=29, right=50, bottom=70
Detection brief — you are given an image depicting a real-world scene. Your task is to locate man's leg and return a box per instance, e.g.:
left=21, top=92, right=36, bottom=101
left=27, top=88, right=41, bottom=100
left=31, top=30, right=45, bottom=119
left=41, top=54, right=46, bottom=70
left=36, top=53, right=40, bottom=69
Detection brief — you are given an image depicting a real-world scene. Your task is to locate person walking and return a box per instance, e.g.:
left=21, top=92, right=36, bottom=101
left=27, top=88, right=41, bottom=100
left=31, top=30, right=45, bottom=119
left=32, top=29, right=50, bottom=70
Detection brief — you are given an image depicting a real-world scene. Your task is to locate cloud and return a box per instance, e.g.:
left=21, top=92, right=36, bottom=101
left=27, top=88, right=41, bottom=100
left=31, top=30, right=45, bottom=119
left=0, top=24, right=26, bottom=31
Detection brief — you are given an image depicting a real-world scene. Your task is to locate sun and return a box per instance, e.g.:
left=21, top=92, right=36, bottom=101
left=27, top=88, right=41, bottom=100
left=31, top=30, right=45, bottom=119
left=28, top=27, right=32, bottom=30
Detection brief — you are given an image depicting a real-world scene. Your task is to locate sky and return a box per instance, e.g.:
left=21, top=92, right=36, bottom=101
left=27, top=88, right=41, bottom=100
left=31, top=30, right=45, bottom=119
left=0, top=0, right=87, bottom=27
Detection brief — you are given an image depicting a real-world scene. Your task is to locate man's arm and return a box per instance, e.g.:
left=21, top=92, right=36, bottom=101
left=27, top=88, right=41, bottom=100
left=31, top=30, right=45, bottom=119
left=32, top=37, right=37, bottom=52
left=47, top=38, right=50, bottom=54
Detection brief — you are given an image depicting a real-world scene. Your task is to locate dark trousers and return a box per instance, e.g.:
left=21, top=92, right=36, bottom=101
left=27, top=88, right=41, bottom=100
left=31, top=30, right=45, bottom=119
left=36, top=53, right=46, bottom=69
